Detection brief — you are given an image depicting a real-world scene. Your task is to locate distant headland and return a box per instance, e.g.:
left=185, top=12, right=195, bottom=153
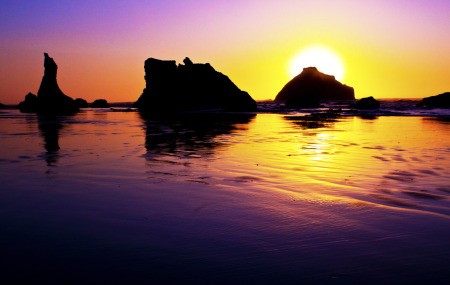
left=417, top=92, right=450, bottom=109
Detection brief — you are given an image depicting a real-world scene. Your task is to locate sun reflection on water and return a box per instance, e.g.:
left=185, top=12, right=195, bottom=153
left=210, top=115, right=450, bottom=217
left=1, top=110, right=449, bottom=217
left=2, top=110, right=450, bottom=283
left=304, top=133, right=332, bottom=162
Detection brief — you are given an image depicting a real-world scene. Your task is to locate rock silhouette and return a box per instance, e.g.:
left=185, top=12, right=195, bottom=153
left=285, top=112, right=340, bottom=129
left=417, top=92, right=450, bottom=108
left=18, top=92, right=38, bottom=112
left=18, top=53, right=79, bottom=114
left=74, top=98, right=88, bottom=108
left=37, top=115, right=64, bottom=166
left=355, top=96, right=380, bottom=109
left=0, top=102, right=7, bottom=109
left=142, top=113, right=255, bottom=156
left=275, top=67, right=355, bottom=107
left=90, top=99, right=109, bottom=108
left=133, top=57, right=257, bottom=113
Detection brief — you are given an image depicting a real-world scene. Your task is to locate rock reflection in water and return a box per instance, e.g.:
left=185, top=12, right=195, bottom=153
left=284, top=112, right=341, bottom=129
left=141, top=113, right=255, bottom=157
left=37, top=115, right=64, bottom=166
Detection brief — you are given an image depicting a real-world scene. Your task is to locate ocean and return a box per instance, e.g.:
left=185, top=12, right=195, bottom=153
left=1, top=100, right=450, bottom=284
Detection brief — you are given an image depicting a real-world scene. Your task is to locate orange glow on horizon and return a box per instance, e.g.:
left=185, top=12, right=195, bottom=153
left=0, top=1, right=449, bottom=104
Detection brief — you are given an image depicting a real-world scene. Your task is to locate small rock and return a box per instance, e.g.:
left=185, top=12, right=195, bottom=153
left=355, top=96, right=380, bottom=109
left=90, top=99, right=109, bottom=108
left=74, top=98, right=88, bottom=108
left=17, top=92, right=38, bottom=113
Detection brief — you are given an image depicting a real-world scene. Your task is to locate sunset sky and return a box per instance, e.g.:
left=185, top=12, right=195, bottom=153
left=1, top=0, right=449, bottom=104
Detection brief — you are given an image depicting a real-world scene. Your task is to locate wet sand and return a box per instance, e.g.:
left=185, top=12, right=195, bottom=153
left=1, top=109, right=450, bottom=284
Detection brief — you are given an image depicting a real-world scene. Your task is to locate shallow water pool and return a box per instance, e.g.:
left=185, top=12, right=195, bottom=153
left=1, top=109, right=450, bottom=284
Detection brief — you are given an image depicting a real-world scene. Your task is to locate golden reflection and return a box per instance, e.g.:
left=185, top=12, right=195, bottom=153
left=210, top=115, right=450, bottom=215
left=305, top=133, right=332, bottom=162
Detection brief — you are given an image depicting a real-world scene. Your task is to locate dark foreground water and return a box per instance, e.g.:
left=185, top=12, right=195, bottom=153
left=1, top=104, right=450, bottom=284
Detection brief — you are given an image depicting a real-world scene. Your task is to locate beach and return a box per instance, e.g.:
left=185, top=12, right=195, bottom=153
left=1, top=107, right=450, bottom=284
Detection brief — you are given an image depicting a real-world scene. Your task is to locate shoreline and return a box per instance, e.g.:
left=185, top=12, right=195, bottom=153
left=3, top=98, right=450, bottom=118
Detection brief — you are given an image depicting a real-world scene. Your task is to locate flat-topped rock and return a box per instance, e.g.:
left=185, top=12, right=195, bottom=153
left=133, top=57, right=257, bottom=113
left=275, top=67, right=355, bottom=107
left=417, top=92, right=450, bottom=108
left=18, top=53, right=79, bottom=114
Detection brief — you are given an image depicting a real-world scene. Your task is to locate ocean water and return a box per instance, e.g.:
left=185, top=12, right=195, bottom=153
left=1, top=104, right=450, bottom=284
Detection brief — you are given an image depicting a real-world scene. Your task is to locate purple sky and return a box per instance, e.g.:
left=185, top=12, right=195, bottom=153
left=1, top=0, right=449, bottom=103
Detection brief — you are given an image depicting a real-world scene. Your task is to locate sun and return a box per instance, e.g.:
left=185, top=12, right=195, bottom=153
left=289, top=45, right=345, bottom=81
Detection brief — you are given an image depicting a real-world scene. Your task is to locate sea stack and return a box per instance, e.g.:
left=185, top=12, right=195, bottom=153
left=18, top=53, right=78, bottom=114
left=133, top=57, right=257, bottom=113
left=275, top=67, right=355, bottom=107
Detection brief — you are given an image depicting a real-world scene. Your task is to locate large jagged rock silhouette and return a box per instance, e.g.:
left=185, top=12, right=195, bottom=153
left=133, top=57, right=257, bottom=113
left=417, top=92, right=450, bottom=108
left=275, top=67, right=355, bottom=107
left=18, top=53, right=78, bottom=114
